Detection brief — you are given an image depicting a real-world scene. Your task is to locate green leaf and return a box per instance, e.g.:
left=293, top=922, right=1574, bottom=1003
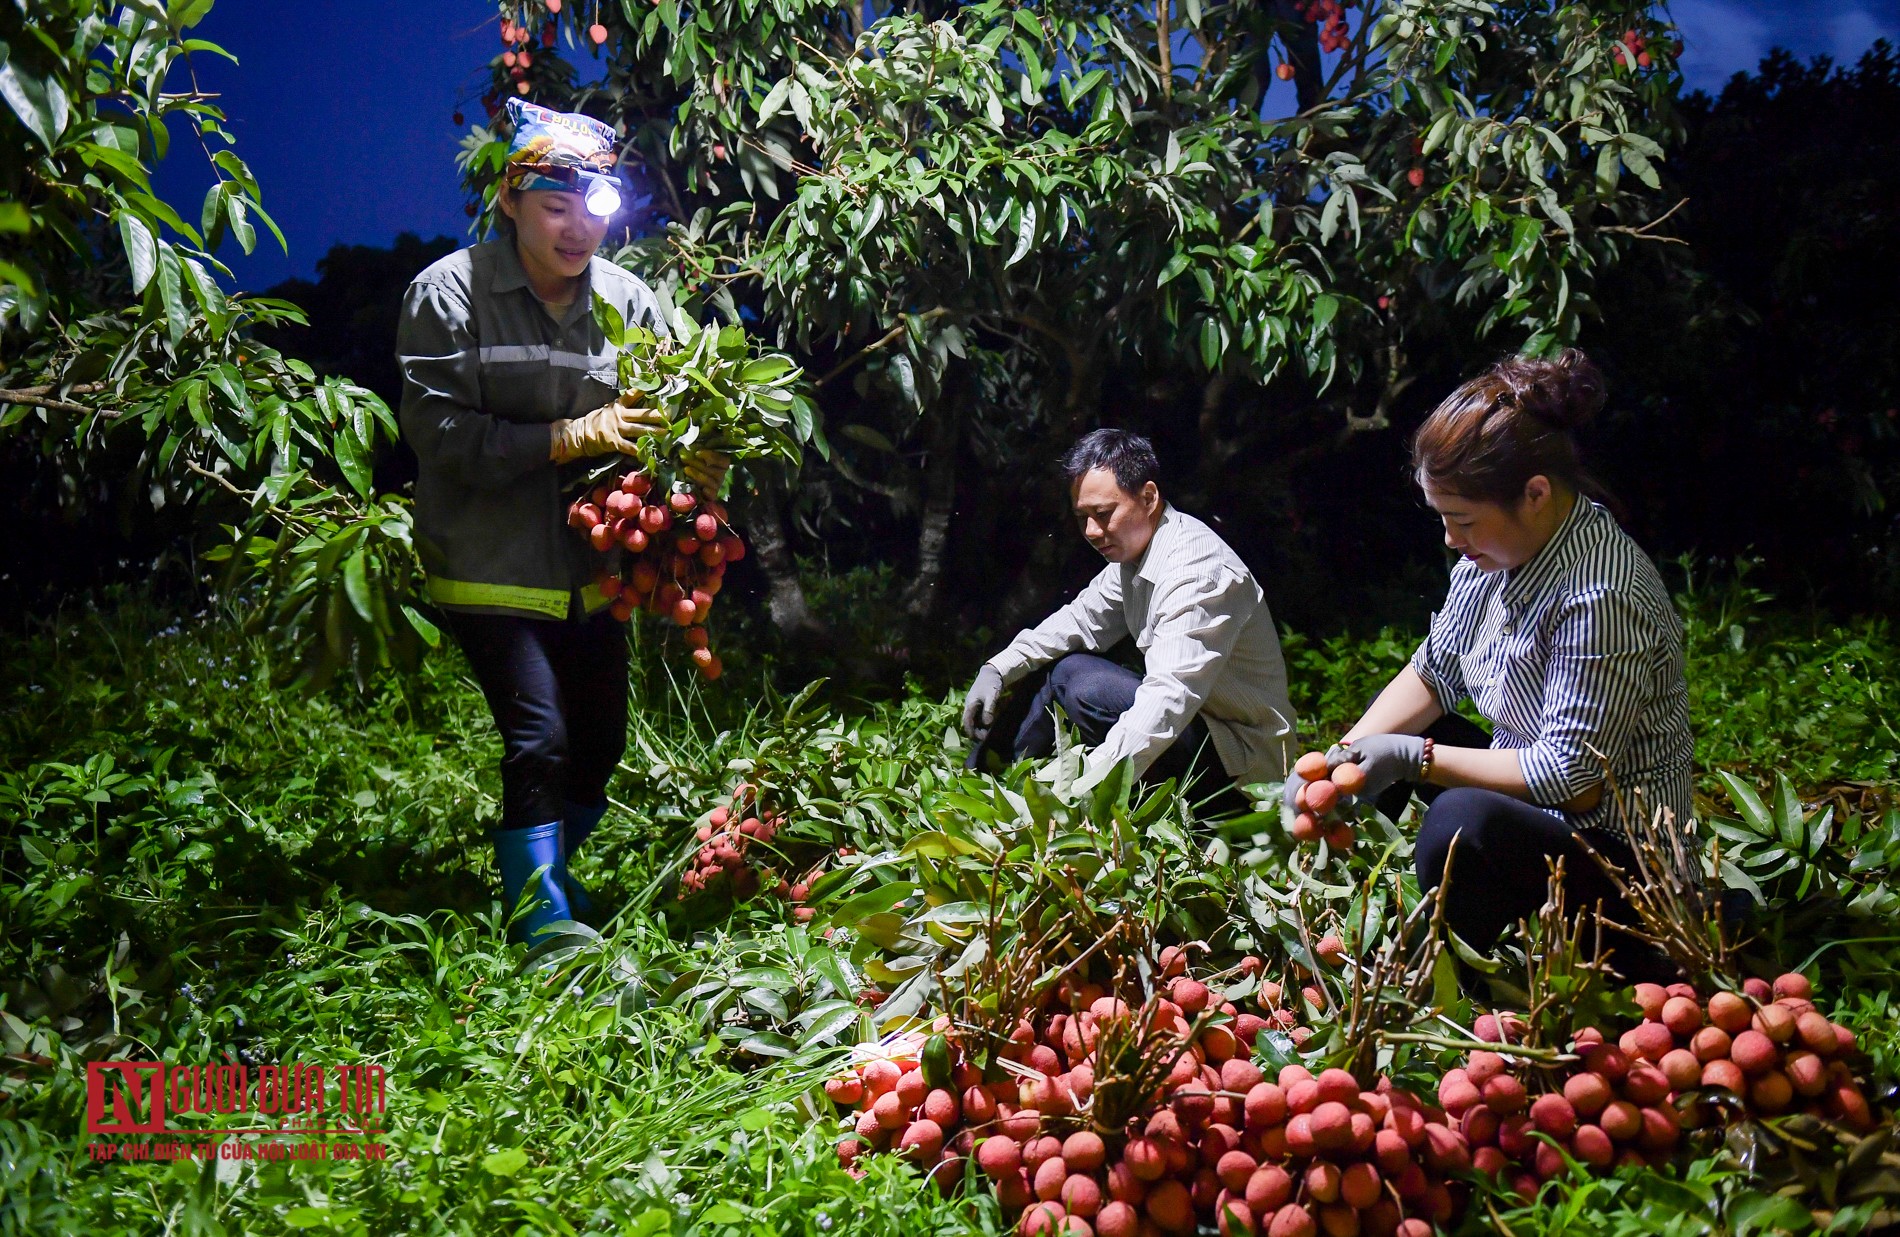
left=0, top=56, right=70, bottom=151
left=1319, top=189, right=1347, bottom=245
left=201, top=182, right=229, bottom=248
left=156, top=250, right=189, bottom=344
left=1006, top=201, right=1036, bottom=267
left=830, top=881, right=916, bottom=924
left=740, top=356, right=793, bottom=383
left=248, top=198, right=289, bottom=252
left=169, top=0, right=217, bottom=29
left=593, top=291, right=627, bottom=347
left=876, top=966, right=935, bottom=1021
left=117, top=211, right=158, bottom=293
left=1594, top=145, right=1622, bottom=195
left=735, top=1031, right=798, bottom=1058
left=1718, top=771, right=1773, bottom=837
left=342, top=550, right=374, bottom=623
left=334, top=420, right=371, bottom=499
left=1718, top=857, right=1765, bottom=904
left=1199, top=318, right=1221, bottom=371
left=284, top=1209, right=336, bottom=1229
left=625, top=1210, right=671, bottom=1237
left=1251, top=1029, right=1298, bottom=1070
left=839, top=424, right=896, bottom=453
left=481, top=1147, right=529, bottom=1176
left=1774, top=775, right=1806, bottom=851
left=1621, top=146, right=1660, bottom=190
left=757, top=76, right=793, bottom=123
left=226, top=194, right=256, bottom=254
left=857, top=193, right=886, bottom=244
left=400, top=604, right=441, bottom=648
left=1312, top=294, right=1340, bottom=333
left=798, top=1000, right=862, bottom=1044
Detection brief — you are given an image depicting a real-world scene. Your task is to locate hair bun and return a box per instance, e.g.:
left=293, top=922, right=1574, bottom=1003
left=1513, top=347, right=1605, bottom=431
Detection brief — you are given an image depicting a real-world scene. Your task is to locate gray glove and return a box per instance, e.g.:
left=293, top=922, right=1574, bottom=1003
left=1327, top=734, right=1426, bottom=803
left=1281, top=772, right=1308, bottom=818
left=961, top=665, right=1004, bottom=741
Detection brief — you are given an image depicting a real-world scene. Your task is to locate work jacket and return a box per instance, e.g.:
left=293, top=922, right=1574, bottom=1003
left=396, top=238, right=669, bottom=620
left=986, top=506, right=1300, bottom=791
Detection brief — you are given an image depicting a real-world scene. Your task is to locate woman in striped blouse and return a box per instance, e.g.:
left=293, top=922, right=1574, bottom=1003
left=1289, top=350, right=1693, bottom=975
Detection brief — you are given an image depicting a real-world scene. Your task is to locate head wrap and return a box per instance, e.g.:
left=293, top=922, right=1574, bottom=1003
left=503, top=98, right=623, bottom=217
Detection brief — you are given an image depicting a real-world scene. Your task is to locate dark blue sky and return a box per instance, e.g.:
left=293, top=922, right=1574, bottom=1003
left=159, top=0, right=1900, bottom=294
left=150, top=0, right=571, bottom=292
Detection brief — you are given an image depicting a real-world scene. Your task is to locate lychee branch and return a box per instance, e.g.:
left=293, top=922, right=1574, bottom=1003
left=1371, top=1033, right=1572, bottom=1064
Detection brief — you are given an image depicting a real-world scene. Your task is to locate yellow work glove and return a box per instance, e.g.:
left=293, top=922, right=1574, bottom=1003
left=681, top=447, right=731, bottom=493
left=549, top=393, right=667, bottom=464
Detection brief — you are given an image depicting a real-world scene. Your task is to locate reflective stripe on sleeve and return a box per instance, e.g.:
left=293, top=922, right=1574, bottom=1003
left=426, top=576, right=572, bottom=619
left=579, top=581, right=613, bottom=614
left=478, top=344, right=600, bottom=370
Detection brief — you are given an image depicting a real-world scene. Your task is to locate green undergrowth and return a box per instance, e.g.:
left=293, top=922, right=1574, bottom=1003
left=1, top=576, right=1897, bottom=1235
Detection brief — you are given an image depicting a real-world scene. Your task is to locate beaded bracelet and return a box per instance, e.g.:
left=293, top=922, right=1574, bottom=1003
left=1419, top=736, right=1436, bottom=782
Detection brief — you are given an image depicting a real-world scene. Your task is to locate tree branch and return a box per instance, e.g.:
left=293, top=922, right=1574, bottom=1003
left=829, top=446, right=917, bottom=507
left=814, top=308, right=950, bottom=388
left=0, top=382, right=112, bottom=417
left=1598, top=196, right=1689, bottom=243
left=183, top=458, right=250, bottom=500
left=1157, top=0, right=1174, bottom=111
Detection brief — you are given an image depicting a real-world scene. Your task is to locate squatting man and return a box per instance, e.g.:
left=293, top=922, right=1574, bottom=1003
left=960, top=429, right=1299, bottom=809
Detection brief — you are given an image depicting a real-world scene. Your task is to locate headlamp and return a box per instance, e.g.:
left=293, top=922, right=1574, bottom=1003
left=583, top=177, right=623, bottom=218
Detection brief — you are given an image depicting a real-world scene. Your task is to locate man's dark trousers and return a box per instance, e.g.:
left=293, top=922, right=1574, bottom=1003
left=972, top=653, right=1249, bottom=815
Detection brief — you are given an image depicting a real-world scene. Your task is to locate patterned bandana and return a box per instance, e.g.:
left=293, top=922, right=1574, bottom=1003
left=503, top=98, right=623, bottom=216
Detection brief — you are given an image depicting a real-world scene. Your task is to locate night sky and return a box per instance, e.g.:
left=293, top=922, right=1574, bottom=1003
left=155, top=0, right=1900, bottom=294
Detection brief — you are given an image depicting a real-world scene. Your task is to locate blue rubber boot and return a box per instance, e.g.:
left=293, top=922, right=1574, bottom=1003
left=490, top=821, right=573, bottom=944
left=560, top=800, right=608, bottom=920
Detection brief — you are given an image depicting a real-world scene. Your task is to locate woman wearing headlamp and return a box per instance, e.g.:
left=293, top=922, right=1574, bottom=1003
left=397, top=99, right=726, bottom=943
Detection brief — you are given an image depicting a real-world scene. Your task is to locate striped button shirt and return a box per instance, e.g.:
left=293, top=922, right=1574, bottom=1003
left=986, top=506, right=1300, bottom=792
left=397, top=238, right=669, bottom=620
left=1410, top=496, right=1694, bottom=836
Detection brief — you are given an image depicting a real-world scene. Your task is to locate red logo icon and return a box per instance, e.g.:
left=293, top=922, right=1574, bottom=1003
left=86, top=1061, right=168, bottom=1134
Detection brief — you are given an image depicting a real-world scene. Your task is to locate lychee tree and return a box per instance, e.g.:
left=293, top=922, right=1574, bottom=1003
left=466, top=0, right=1683, bottom=633
left=0, top=0, right=428, bottom=691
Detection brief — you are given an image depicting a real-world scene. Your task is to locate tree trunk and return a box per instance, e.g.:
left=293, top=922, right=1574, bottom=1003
left=734, top=485, right=825, bottom=641
left=1195, top=373, right=1234, bottom=493
left=993, top=481, right=1089, bottom=638
left=988, top=341, right=1105, bottom=638
left=900, top=391, right=962, bottom=619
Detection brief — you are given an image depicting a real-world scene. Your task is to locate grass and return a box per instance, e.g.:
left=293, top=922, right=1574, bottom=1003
left=1, top=570, right=1896, bottom=1235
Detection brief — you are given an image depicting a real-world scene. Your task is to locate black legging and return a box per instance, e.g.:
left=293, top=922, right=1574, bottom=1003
left=445, top=610, right=628, bottom=830
left=1392, top=714, right=1674, bottom=982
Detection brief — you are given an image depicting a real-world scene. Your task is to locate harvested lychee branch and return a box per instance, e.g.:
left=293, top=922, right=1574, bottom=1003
left=566, top=304, right=816, bottom=678
left=566, top=465, right=737, bottom=677
left=1327, top=865, right=1452, bottom=1082
left=590, top=299, right=819, bottom=479
left=1574, top=757, right=1740, bottom=981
